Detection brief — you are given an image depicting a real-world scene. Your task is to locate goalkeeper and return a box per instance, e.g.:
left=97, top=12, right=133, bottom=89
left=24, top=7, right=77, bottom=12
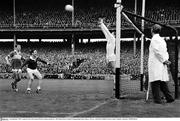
left=99, top=18, right=116, bottom=91
left=99, top=18, right=116, bottom=73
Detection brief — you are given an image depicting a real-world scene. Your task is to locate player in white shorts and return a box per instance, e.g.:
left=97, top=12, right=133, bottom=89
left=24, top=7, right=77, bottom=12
left=99, top=18, right=116, bottom=89
left=21, top=50, right=50, bottom=94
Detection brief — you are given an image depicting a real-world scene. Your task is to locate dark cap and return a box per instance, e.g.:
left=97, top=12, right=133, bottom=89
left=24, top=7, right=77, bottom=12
left=151, top=24, right=162, bottom=34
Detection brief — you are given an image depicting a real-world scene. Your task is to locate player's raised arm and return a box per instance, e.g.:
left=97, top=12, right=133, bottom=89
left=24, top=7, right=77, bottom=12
left=99, top=19, right=113, bottom=39
left=5, top=51, right=14, bottom=65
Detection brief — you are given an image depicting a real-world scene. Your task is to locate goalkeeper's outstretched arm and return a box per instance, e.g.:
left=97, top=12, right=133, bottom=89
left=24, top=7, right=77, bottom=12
left=99, top=19, right=113, bottom=39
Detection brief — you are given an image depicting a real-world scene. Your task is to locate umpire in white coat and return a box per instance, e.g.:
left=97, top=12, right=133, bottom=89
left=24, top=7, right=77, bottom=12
left=148, top=24, right=174, bottom=104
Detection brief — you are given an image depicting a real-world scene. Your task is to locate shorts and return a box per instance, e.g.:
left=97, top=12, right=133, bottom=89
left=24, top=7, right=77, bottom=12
left=26, top=68, right=42, bottom=80
left=106, top=54, right=116, bottom=62
left=12, top=69, right=22, bottom=73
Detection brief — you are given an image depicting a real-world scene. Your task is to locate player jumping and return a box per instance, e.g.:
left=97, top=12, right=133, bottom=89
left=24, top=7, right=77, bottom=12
left=21, top=50, right=50, bottom=94
left=5, top=44, right=25, bottom=92
left=99, top=18, right=116, bottom=72
left=99, top=18, right=127, bottom=99
left=99, top=18, right=116, bottom=89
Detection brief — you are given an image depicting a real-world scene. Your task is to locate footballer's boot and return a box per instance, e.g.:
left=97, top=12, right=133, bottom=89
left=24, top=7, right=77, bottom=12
left=36, top=89, right=41, bottom=94
left=14, top=88, right=18, bottom=92
left=11, top=82, right=15, bottom=90
left=26, top=88, right=31, bottom=94
left=14, top=83, right=18, bottom=92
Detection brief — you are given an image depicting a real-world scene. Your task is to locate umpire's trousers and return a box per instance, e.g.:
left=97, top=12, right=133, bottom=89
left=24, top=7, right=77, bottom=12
left=151, top=80, right=174, bottom=103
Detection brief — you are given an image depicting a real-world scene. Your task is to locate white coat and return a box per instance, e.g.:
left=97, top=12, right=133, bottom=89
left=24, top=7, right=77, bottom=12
left=148, top=34, right=169, bottom=82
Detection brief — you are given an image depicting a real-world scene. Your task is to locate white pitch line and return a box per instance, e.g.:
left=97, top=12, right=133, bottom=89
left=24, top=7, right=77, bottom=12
left=0, top=99, right=116, bottom=117
left=67, top=99, right=115, bottom=117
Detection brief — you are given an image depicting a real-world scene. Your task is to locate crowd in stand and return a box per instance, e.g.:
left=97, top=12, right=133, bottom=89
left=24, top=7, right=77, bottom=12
left=0, top=3, right=179, bottom=79
left=0, top=41, right=150, bottom=79
left=0, top=5, right=180, bottom=29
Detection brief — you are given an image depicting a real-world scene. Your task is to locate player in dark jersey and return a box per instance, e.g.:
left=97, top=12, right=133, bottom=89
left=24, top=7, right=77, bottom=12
left=5, top=44, right=25, bottom=92
left=21, top=50, right=50, bottom=94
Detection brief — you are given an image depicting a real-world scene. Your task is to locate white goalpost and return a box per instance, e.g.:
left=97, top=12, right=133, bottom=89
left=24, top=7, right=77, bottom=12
left=140, top=0, right=146, bottom=91
left=114, top=0, right=179, bottom=100
left=114, top=0, right=122, bottom=99
left=114, top=0, right=146, bottom=99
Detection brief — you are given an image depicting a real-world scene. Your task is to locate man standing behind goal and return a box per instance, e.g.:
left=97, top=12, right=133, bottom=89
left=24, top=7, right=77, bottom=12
left=21, top=50, right=50, bottom=94
left=148, top=24, right=174, bottom=104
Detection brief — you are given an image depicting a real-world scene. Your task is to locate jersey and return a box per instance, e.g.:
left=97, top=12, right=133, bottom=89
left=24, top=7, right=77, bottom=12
left=100, top=22, right=116, bottom=62
left=106, top=35, right=116, bottom=62
left=22, top=56, right=47, bottom=70
left=8, top=50, right=23, bottom=69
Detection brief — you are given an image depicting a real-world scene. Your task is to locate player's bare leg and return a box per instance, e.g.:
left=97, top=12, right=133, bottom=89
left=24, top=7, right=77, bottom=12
left=11, top=72, right=16, bottom=90
left=35, top=70, right=43, bottom=93
left=26, top=69, right=34, bottom=94
left=27, top=79, right=33, bottom=94
left=11, top=70, right=22, bottom=92
left=15, top=71, right=22, bottom=91
left=36, top=76, right=43, bottom=94
left=36, top=80, right=42, bottom=93
left=107, top=61, right=116, bottom=96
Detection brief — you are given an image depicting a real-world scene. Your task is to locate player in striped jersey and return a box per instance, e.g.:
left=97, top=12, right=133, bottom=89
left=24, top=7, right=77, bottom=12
left=5, top=44, right=25, bottom=92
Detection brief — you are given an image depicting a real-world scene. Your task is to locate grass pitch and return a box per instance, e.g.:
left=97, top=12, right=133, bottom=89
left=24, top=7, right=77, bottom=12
left=0, top=78, right=179, bottom=117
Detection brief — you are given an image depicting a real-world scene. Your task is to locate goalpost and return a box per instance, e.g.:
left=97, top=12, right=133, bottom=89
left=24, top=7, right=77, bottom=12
left=115, top=0, right=179, bottom=99
left=114, top=0, right=122, bottom=99
left=13, top=0, right=17, bottom=49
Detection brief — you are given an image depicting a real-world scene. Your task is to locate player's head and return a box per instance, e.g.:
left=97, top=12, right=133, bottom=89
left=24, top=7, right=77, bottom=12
left=30, top=50, right=37, bottom=56
left=151, top=24, right=162, bottom=35
left=15, top=44, right=21, bottom=51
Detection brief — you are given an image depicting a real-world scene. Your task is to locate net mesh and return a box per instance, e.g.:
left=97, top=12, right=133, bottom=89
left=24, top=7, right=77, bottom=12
left=118, top=39, right=177, bottom=100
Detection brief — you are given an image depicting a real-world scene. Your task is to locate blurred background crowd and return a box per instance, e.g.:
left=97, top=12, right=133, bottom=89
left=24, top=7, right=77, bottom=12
left=0, top=0, right=179, bottom=29
left=0, top=0, right=179, bottom=79
left=0, top=41, right=149, bottom=79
